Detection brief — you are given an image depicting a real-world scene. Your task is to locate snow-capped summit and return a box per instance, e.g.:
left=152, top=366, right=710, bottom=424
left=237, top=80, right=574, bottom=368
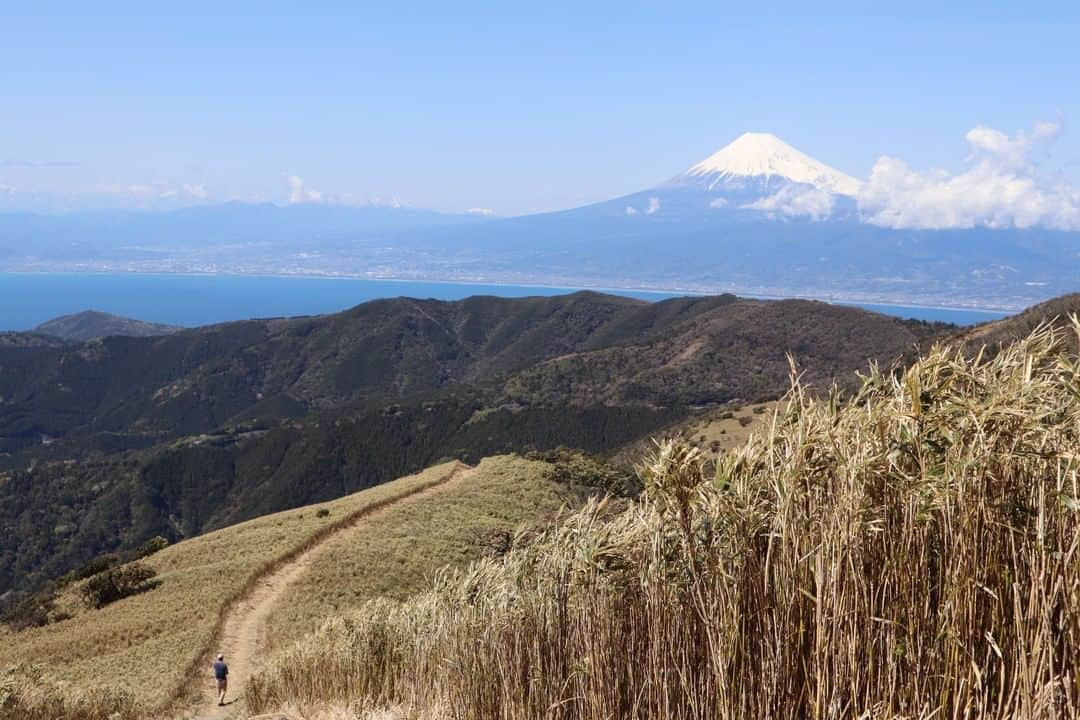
left=670, top=132, right=862, bottom=197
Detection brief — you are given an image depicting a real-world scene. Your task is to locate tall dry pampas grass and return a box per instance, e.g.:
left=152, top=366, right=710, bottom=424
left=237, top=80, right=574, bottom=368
left=0, top=665, right=137, bottom=720
left=249, top=320, right=1080, bottom=719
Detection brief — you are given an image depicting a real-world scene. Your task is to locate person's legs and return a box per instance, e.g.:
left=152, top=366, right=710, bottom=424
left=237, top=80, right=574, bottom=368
left=217, top=678, right=227, bottom=705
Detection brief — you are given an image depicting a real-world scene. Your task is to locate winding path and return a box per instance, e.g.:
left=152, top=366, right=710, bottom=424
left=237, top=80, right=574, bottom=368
left=188, top=463, right=475, bottom=719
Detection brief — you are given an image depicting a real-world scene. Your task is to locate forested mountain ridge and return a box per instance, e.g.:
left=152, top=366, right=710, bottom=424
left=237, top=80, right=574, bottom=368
left=502, top=298, right=936, bottom=405
left=0, top=292, right=932, bottom=455
left=0, top=332, right=67, bottom=349
left=0, top=291, right=944, bottom=606
left=32, top=310, right=181, bottom=342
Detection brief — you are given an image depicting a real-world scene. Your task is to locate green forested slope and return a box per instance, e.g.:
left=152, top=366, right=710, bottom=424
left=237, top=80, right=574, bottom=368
left=0, top=291, right=942, bottom=605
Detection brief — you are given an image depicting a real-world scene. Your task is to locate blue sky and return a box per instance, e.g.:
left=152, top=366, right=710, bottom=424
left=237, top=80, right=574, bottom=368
left=2, top=2, right=1079, bottom=215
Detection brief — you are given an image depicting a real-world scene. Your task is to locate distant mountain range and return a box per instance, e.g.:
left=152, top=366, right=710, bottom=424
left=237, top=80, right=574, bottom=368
left=1, top=133, right=1077, bottom=309
left=0, top=201, right=482, bottom=271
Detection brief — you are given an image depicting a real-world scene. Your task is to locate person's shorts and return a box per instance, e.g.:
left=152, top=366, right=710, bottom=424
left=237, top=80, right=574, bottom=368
left=216, top=678, right=227, bottom=689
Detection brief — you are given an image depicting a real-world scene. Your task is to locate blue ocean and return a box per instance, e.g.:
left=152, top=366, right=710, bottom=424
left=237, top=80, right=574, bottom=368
left=0, top=273, right=1009, bottom=331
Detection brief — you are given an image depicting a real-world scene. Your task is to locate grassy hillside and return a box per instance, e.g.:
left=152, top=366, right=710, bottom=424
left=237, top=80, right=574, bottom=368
left=264, top=454, right=595, bottom=651
left=248, top=319, right=1080, bottom=719
left=1, top=462, right=461, bottom=715
left=1, top=451, right=619, bottom=719
left=610, top=400, right=778, bottom=468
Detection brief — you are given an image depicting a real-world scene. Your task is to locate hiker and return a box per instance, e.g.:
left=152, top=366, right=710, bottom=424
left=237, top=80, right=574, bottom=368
left=213, top=653, right=229, bottom=706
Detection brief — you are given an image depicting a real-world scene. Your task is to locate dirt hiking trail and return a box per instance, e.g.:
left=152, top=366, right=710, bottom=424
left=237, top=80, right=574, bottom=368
left=185, top=463, right=475, bottom=720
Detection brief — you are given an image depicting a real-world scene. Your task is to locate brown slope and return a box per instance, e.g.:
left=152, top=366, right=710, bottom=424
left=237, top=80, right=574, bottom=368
left=961, top=293, right=1080, bottom=352
left=503, top=299, right=933, bottom=406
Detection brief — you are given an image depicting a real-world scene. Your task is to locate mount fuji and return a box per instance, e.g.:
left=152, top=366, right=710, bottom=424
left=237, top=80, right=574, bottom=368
left=415, top=131, right=867, bottom=242
left=385, top=133, right=1079, bottom=309
left=670, top=132, right=862, bottom=196
left=610, top=131, right=862, bottom=223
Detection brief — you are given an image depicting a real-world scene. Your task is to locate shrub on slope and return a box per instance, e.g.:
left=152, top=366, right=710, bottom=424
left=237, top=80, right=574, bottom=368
left=249, top=320, right=1080, bottom=720
left=78, top=563, right=159, bottom=609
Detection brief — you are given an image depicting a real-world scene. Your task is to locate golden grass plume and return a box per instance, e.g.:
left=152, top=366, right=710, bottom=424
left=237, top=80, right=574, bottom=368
left=249, top=318, right=1080, bottom=720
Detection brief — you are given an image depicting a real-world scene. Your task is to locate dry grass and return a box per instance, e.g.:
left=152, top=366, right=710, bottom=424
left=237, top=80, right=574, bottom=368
left=610, top=400, right=776, bottom=468
left=249, top=320, right=1080, bottom=719
left=1, top=462, right=460, bottom=717
left=677, top=400, right=778, bottom=453
left=0, top=664, right=138, bottom=720
left=265, top=455, right=578, bottom=652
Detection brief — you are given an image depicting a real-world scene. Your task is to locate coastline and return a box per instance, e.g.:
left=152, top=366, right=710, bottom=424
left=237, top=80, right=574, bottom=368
left=0, top=269, right=1019, bottom=316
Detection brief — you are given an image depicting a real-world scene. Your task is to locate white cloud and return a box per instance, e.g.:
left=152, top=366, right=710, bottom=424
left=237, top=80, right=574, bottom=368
left=1032, top=120, right=1064, bottom=142
left=119, top=184, right=157, bottom=197
left=964, top=126, right=1032, bottom=170
left=467, top=207, right=495, bottom=216
left=708, top=197, right=728, bottom=208
left=744, top=184, right=836, bottom=220
left=183, top=183, right=208, bottom=199
left=624, top=198, right=662, bottom=216
left=368, top=196, right=406, bottom=208
left=858, top=119, right=1080, bottom=230
left=0, top=184, right=15, bottom=194
left=288, top=175, right=323, bottom=204
left=94, top=182, right=210, bottom=202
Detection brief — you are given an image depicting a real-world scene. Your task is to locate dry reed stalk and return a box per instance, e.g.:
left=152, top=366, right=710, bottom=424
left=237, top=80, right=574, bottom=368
left=250, top=319, right=1080, bottom=720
